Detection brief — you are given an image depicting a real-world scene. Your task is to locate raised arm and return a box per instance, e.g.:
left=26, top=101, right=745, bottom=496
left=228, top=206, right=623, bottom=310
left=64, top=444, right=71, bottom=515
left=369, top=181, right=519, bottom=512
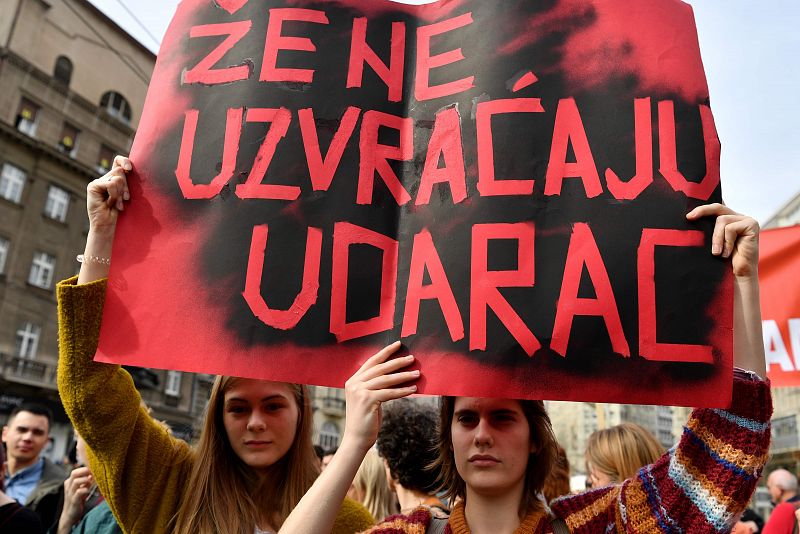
left=551, top=204, right=772, bottom=533
left=77, top=155, right=130, bottom=284
left=685, top=204, right=767, bottom=377
left=57, top=157, right=193, bottom=533
left=279, top=342, right=419, bottom=534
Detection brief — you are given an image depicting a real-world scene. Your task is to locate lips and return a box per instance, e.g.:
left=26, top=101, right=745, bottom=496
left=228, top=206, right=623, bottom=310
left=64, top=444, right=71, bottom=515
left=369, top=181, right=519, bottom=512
left=244, top=440, right=272, bottom=448
left=468, top=454, right=500, bottom=466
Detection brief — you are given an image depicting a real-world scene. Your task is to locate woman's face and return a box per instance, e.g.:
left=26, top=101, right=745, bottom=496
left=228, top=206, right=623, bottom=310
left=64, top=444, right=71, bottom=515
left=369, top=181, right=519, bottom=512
left=451, top=397, right=533, bottom=499
left=222, top=379, right=299, bottom=472
left=587, top=463, right=614, bottom=488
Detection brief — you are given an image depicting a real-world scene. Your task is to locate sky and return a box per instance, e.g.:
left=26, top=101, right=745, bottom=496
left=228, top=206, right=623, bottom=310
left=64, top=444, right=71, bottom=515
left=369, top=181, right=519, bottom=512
left=87, top=0, right=800, bottom=224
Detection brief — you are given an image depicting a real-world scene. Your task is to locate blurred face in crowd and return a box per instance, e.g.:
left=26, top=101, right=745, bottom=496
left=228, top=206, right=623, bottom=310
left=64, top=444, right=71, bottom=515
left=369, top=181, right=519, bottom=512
left=321, top=454, right=335, bottom=471
left=451, top=397, right=533, bottom=499
left=222, top=379, right=299, bottom=472
left=587, top=463, right=613, bottom=489
left=2, top=411, right=50, bottom=470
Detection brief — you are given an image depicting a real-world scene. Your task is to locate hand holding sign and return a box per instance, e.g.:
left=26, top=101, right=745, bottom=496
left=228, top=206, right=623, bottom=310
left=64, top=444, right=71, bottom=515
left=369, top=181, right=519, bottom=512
left=98, top=0, right=737, bottom=406
left=342, top=341, right=420, bottom=451
left=78, top=155, right=132, bottom=286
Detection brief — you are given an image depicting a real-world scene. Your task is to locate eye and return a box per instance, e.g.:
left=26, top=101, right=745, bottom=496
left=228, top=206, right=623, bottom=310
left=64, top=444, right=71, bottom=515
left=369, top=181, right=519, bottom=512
left=456, top=413, right=478, bottom=425
left=264, top=402, right=285, bottom=412
left=226, top=405, right=248, bottom=415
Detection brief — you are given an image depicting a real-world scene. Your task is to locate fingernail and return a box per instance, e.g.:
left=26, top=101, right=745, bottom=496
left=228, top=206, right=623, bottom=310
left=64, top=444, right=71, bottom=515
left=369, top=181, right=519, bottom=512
left=406, top=354, right=415, bottom=360
left=124, top=163, right=132, bottom=171
left=123, top=192, right=130, bottom=200
left=411, top=370, right=420, bottom=376
left=410, top=385, right=417, bottom=391
left=712, top=244, right=721, bottom=255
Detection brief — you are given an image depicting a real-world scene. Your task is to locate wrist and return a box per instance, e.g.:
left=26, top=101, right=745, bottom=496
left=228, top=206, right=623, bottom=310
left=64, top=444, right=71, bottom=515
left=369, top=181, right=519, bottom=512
left=339, top=432, right=374, bottom=456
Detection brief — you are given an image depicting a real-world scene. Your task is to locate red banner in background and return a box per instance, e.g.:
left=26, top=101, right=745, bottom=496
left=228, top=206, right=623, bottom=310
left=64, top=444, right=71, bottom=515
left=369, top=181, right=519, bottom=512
left=761, top=225, right=800, bottom=386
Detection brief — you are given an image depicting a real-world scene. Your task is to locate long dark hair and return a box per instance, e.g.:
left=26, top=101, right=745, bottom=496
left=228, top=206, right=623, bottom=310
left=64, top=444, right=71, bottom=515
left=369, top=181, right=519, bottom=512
left=434, top=397, right=559, bottom=517
left=172, top=377, right=318, bottom=534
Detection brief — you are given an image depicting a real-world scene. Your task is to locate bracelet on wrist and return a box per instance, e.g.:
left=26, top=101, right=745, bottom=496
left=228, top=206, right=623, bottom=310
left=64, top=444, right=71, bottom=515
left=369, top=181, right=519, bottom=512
left=77, top=254, right=111, bottom=266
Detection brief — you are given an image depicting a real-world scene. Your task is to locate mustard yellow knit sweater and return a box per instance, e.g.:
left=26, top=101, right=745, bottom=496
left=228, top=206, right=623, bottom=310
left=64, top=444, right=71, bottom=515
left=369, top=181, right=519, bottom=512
left=57, top=277, right=373, bottom=534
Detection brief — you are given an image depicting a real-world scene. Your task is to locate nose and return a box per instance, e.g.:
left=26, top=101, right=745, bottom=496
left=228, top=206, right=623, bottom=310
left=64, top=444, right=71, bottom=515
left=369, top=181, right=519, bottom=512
left=247, top=410, right=267, bottom=433
left=474, top=417, right=493, bottom=447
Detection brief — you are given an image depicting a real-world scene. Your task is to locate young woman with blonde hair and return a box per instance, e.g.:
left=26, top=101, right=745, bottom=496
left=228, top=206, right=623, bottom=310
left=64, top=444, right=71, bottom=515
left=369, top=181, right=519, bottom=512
left=348, top=449, right=397, bottom=522
left=56, top=157, right=375, bottom=534
left=280, top=203, right=773, bottom=534
left=584, top=423, right=665, bottom=488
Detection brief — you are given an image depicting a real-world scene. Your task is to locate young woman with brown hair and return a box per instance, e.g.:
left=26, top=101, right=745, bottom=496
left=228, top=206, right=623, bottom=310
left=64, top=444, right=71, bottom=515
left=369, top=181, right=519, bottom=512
left=280, top=203, right=773, bottom=534
left=584, top=423, right=665, bottom=489
left=56, top=156, right=376, bottom=534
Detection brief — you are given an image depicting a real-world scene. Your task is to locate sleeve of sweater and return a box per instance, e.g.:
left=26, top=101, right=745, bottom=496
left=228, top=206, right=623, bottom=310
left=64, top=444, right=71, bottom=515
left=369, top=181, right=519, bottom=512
left=549, top=376, right=773, bottom=534
left=331, top=498, right=375, bottom=534
left=56, top=277, right=194, bottom=533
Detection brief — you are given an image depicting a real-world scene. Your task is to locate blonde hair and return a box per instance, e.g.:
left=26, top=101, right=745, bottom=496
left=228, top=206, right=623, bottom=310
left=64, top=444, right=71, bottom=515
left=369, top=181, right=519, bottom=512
left=585, top=422, right=665, bottom=483
left=172, top=376, right=318, bottom=534
left=352, top=448, right=394, bottom=521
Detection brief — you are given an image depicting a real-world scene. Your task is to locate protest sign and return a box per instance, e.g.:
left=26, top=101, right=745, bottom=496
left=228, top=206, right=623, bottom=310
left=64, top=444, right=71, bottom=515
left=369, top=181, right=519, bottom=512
left=97, top=0, right=733, bottom=405
left=762, top=225, right=800, bottom=386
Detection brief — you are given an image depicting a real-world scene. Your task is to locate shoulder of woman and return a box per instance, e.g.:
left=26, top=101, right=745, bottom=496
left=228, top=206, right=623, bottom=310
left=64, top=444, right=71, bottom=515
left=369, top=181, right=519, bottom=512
left=351, top=507, right=435, bottom=534
left=331, top=497, right=376, bottom=534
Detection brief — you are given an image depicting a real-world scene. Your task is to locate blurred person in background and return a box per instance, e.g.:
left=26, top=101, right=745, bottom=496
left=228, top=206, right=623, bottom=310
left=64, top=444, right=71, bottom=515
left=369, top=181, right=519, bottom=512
left=376, top=399, right=447, bottom=517
left=347, top=449, right=395, bottom=521
left=584, top=422, right=664, bottom=488
left=54, top=432, right=121, bottom=534
left=322, top=447, right=338, bottom=471
left=763, top=469, right=800, bottom=534
left=2, top=404, right=65, bottom=528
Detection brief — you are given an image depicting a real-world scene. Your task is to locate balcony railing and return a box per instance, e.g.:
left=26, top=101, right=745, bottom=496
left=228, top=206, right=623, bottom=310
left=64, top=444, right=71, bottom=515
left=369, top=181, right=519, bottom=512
left=0, top=353, right=58, bottom=390
left=320, top=395, right=346, bottom=415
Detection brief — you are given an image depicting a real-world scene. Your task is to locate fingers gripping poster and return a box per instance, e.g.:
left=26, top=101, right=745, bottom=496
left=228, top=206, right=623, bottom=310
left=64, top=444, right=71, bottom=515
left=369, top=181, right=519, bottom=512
left=99, top=0, right=734, bottom=406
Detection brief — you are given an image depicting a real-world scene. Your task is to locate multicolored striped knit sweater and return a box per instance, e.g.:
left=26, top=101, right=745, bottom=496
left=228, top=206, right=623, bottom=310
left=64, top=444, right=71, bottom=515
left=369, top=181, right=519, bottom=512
left=364, top=375, right=772, bottom=534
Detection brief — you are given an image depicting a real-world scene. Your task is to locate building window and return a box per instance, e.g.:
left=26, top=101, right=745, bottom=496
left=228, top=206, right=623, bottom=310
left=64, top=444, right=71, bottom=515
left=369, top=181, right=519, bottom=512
left=0, top=163, right=26, bottom=203
left=318, top=421, right=340, bottom=451
left=15, top=322, right=41, bottom=359
left=59, top=123, right=80, bottom=157
left=97, top=145, right=115, bottom=173
left=165, top=370, right=182, bottom=397
left=28, top=252, right=55, bottom=289
left=0, top=237, right=9, bottom=275
left=44, top=185, right=70, bottom=222
left=15, top=98, right=39, bottom=137
left=100, top=91, right=132, bottom=124
left=54, top=56, right=73, bottom=86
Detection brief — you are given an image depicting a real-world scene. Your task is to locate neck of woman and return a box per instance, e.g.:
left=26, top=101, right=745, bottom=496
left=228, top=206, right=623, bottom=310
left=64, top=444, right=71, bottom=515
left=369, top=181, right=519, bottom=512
left=463, top=482, right=526, bottom=534
left=396, top=486, right=439, bottom=514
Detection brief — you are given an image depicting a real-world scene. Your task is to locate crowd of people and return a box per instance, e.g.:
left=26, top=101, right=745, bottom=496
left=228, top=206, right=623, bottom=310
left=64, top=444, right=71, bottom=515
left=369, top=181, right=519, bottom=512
left=0, top=155, right=787, bottom=534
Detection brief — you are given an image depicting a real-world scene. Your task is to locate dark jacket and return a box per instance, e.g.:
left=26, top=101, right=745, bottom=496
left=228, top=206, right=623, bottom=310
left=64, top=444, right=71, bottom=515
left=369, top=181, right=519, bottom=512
left=24, top=458, right=66, bottom=530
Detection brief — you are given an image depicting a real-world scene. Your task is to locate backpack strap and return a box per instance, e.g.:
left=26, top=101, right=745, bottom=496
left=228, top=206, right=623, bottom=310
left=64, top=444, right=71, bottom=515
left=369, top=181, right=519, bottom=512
left=551, top=517, right=571, bottom=534
left=426, top=515, right=449, bottom=534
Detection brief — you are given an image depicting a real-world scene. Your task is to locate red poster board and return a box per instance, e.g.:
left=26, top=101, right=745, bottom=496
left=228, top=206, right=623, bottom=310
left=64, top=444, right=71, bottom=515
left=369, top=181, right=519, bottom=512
left=97, top=0, right=733, bottom=406
left=762, top=225, right=800, bottom=386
